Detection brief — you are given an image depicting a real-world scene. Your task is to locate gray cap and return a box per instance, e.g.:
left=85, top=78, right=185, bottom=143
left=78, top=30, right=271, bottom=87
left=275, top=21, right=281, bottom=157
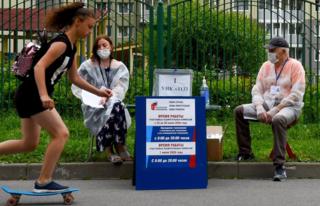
left=264, top=37, right=289, bottom=49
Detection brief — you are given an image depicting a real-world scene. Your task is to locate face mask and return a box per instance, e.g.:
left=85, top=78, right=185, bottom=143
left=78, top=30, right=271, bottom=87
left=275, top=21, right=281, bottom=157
left=97, top=49, right=111, bottom=59
left=268, top=52, right=278, bottom=64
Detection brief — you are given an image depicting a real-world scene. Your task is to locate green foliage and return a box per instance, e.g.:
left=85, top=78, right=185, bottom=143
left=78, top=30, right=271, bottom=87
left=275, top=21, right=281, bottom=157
left=52, top=76, right=82, bottom=115
left=0, top=59, right=18, bottom=109
left=141, top=2, right=266, bottom=72
left=1, top=110, right=320, bottom=163
left=0, top=110, right=136, bottom=163
left=192, top=70, right=255, bottom=108
left=125, top=67, right=151, bottom=105
left=302, top=72, right=320, bottom=123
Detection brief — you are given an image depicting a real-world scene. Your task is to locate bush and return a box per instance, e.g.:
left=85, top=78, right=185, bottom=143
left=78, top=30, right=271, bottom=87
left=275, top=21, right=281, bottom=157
left=141, top=2, right=266, bottom=73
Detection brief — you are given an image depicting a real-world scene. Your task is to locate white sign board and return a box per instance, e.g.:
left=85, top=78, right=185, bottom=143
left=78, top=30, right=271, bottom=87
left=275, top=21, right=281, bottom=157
left=154, top=69, right=193, bottom=96
left=146, top=98, right=195, bottom=126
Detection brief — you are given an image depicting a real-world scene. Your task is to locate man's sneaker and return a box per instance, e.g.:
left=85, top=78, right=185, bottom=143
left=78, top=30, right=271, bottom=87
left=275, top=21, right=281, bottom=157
left=33, top=181, right=69, bottom=193
left=273, top=165, right=287, bottom=181
left=236, top=153, right=255, bottom=161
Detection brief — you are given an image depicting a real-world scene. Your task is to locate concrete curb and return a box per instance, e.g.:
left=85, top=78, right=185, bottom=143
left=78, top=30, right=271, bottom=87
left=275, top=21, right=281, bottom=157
left=1, top=162, right=319, bottom=180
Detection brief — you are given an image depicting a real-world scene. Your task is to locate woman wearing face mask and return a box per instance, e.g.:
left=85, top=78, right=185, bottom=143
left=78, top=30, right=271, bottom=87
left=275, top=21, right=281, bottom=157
left=72, top=35, right=131, bottom=165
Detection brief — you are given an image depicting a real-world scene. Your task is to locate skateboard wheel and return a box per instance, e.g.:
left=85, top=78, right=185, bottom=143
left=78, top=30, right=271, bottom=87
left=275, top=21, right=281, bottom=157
left=63, top=193, right=74, bottom=205
left=6, top=196, right=19, bottom=206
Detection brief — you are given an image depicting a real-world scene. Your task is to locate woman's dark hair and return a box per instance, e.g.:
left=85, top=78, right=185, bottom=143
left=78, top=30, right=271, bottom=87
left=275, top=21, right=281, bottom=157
left=45, top=2, right=95, bottom=31
left=91, top=35, right=114, bottom=62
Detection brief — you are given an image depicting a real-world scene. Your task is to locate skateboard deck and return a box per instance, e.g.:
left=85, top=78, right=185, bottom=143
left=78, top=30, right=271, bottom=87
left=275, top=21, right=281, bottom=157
left=1, top=185, right=79, bottom=206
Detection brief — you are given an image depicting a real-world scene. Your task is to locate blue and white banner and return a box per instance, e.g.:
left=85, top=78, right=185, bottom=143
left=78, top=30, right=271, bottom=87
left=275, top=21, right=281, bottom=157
left=135, top=97, right=207, bottom=190
left=146, top=99, right=196, bottom=168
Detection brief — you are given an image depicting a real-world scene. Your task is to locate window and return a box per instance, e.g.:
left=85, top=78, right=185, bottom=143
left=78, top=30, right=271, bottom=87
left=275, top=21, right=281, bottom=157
left=296, top=0, right=303, bottom=10
left=282, top=23, right=288, bottom=34
left=211, top=0, right=218, bottom=7
left=118, top=3, right=134, bottom=14
left=289, top=23, right=295, bottom=34
left=141, top=0, right=153, bottom=23
left=281, top=0, right=288, bottom=10
left=118, top=26, right=133, bottom=38
left=289, top=48, right=295, bottom=58
left=273, top=0, right=281, bottom=9
left=96, top=2, right=108, bottom=10
left=203, top=0, right=217, bottom=7
left=258, top=0, right=266, bottom=9
left=296, top=23, right=302, bottom=34
left=107, top=25, right=112, bottom=36
left=273, top=23, right=280, bottom=35
left=264, top=0, right=272, bottom=10
left=261, top=0, right=281, bottom=10
left=317, top=0, right=320, bottom=11
left=314, top=50, right=320, bottom=62
left=274, top=23, right=280, bottom=28
left=296, top=48, right=302, bottom=61
left=35, top=0, right=60, bottom=8
left=266, top=23, right=272, bottom=34
left=144, top=0, right=153, bottom=10
left=314, top=23, right=320, bottom=37
left=233, top=0, right=249, bottom=11
left=289, top=0, right=296, bottom=10
left=259, top=0, right=302, bottom=10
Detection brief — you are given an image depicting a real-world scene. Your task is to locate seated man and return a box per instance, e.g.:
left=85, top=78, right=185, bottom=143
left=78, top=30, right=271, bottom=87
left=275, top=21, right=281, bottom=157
left=234, top=37, right=305, bottom=181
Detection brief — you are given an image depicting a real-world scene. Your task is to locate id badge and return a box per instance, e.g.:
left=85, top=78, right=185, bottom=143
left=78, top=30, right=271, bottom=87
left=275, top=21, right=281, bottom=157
left=270, top=85, right=280, bottom=95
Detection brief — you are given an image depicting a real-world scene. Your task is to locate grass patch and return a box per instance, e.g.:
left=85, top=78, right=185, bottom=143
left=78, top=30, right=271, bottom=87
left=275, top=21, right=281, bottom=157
left=0, top=110, right=319, bottom=163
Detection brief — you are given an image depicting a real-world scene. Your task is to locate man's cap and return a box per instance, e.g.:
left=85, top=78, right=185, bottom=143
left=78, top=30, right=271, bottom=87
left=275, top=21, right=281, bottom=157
left=264, top=37, right=289, bottom=49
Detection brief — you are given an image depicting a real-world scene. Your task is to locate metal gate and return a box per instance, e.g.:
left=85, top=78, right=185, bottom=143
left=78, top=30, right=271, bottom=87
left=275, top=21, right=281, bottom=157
left=0, top=0, right=155, bottom=114
left=1, top=0, right=320, bottom=122
left=161, top=0, right=320, bottom=123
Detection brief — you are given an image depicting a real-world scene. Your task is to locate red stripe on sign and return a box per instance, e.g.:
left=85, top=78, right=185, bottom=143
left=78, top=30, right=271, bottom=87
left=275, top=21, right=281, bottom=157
left=189, top=155, right=196, bottom=168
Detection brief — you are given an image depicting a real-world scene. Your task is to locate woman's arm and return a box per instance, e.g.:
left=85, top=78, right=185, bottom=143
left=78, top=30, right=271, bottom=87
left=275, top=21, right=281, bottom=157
left=68, top=56, right=112, bottom=97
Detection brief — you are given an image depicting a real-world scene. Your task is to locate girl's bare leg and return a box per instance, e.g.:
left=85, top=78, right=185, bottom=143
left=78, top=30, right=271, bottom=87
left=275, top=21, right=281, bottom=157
left=31, top=108, right=69, bottom=184
left=0, top=118, right=41, bottom=154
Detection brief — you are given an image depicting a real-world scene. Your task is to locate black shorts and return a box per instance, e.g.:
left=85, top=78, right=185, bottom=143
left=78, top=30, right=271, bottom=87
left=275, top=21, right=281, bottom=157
left=14, top=81, right=47, bottom=118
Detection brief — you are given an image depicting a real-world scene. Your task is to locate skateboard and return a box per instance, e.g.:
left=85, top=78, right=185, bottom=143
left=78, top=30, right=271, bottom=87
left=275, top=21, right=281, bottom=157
left=1, top=185, right=79, bottom=206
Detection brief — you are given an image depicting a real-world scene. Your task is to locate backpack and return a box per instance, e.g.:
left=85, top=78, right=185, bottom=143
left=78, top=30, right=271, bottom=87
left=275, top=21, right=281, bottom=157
left=12, top=30, right=48, bottom=80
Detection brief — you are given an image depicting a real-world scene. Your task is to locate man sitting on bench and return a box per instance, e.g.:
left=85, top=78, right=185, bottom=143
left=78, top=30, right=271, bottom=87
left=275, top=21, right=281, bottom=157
left=234, top=37, right=306, bottom=181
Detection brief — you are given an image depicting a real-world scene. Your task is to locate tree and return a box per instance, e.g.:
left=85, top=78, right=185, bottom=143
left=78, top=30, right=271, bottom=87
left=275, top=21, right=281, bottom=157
left=141, top=1, right=266, bottom=73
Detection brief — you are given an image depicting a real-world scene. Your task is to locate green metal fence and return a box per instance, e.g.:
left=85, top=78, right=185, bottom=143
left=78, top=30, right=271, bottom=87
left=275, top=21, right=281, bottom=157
left=1, top=0, right=320, bottom=122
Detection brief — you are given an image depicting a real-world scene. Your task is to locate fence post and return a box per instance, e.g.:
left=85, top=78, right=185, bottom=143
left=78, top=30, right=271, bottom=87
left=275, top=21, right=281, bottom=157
left=167, top=5, right=172, bottom=68
left=149, top=7, right=155, bottom=96
left=157, top=0, right=164, bottom=68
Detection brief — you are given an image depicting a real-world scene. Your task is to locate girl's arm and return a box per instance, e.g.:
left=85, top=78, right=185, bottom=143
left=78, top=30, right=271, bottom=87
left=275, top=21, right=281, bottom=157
left=34, top=42, right=66, bottom=109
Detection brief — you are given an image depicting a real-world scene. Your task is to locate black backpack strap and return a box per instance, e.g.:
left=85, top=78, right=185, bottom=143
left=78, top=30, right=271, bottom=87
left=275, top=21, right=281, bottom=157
left=37, top=28, right=48, bottom=45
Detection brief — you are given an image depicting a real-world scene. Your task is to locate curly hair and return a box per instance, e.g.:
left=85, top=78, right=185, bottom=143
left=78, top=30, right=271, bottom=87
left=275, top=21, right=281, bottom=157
left=45, top=2, right=95, bottom=31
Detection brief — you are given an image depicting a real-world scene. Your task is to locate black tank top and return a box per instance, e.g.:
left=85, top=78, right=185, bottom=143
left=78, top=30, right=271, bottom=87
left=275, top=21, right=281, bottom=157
left=24, top=33, right=77, bottom=95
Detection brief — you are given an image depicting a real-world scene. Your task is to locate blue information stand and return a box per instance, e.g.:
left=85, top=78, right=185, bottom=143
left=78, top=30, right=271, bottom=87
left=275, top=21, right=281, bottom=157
left=135, top=96, right=207, bottom=190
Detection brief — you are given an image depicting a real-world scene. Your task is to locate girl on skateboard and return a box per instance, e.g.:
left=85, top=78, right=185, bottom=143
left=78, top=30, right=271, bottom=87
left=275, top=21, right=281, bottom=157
left=0, top=2, right=111, bottom=192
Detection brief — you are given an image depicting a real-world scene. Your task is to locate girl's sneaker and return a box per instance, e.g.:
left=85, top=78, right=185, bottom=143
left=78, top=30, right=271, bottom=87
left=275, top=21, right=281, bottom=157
left=33, top=181, right=69, bottom=193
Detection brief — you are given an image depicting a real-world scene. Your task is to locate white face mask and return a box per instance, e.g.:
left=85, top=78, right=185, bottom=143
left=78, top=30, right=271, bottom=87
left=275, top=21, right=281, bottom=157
left=268, top=52, right=278, bottom=64
left=97, top=48, right=111, bottom=59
